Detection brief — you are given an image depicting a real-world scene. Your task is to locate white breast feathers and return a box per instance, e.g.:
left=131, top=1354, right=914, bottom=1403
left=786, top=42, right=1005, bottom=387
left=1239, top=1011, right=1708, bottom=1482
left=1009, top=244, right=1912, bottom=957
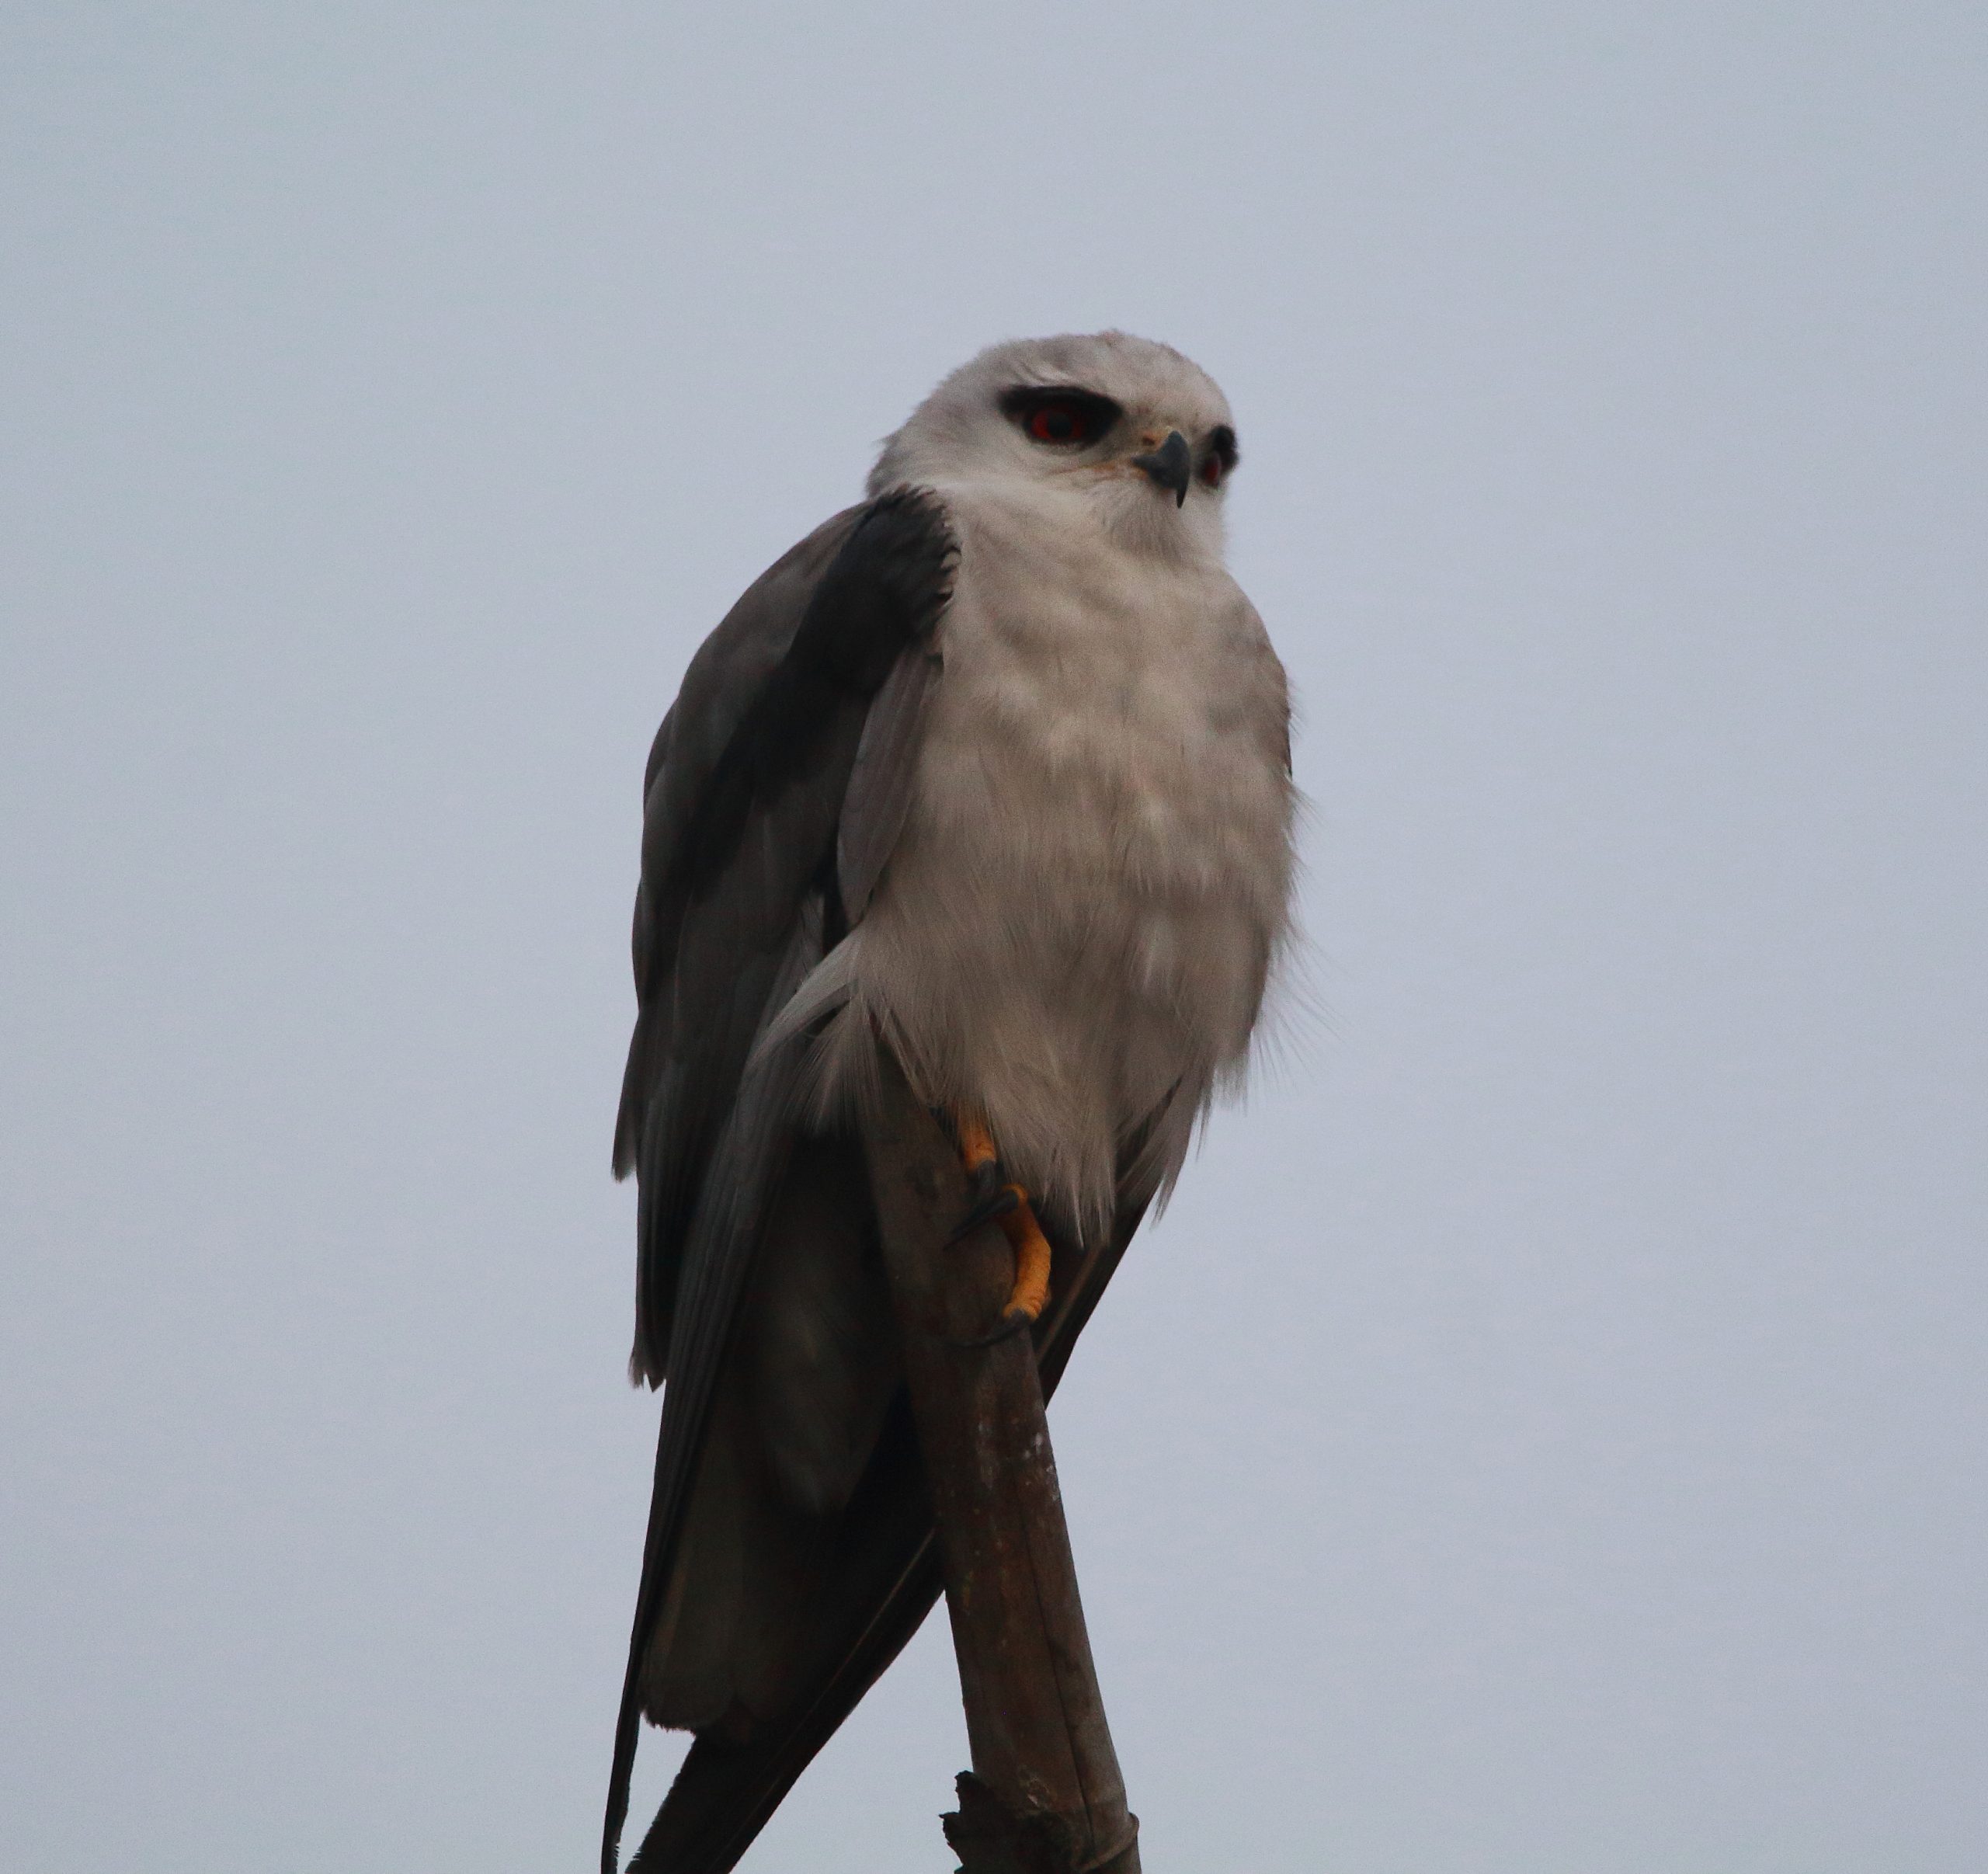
left=797, top=481, right=1295, bottom=1239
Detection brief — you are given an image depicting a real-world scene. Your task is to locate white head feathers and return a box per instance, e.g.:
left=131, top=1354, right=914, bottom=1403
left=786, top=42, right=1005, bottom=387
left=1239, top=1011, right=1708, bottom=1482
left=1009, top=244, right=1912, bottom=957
left=868, top=331, right=1239, bottom=562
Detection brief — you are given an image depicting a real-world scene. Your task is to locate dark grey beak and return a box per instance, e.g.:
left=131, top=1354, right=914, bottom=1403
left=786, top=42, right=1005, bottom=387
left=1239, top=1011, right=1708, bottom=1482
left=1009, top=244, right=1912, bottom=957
left=1131, top=429, right=1192, bottom=507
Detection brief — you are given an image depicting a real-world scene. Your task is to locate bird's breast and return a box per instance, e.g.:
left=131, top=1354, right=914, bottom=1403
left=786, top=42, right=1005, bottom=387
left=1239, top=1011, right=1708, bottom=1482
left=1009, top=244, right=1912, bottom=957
left=837, top=492, right=1291, bottom=1229
left=912, top=502, right=1290, bottom=941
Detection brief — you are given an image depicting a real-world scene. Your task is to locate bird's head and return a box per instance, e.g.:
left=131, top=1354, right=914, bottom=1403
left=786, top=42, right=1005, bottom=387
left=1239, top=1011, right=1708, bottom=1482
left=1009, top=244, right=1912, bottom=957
left=868, top=331, right=1239, bottom=561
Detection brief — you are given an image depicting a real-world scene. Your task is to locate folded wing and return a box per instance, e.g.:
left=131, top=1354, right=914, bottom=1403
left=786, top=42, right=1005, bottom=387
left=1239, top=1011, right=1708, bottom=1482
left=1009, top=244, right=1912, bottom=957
left=604, top=491, right=955, bottom=1871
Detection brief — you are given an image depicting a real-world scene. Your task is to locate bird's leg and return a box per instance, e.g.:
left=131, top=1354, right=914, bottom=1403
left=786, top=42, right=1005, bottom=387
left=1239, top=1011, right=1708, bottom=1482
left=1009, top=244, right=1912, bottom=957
left=948, top=1111, right=1052, bottom=1342
left=946, top=1112, right=1022, bottom=1241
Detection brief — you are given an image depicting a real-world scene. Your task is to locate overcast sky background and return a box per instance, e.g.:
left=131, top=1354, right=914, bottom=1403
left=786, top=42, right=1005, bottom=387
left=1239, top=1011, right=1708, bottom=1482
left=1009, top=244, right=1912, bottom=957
left=4, top=5, right=1984, bottom=1871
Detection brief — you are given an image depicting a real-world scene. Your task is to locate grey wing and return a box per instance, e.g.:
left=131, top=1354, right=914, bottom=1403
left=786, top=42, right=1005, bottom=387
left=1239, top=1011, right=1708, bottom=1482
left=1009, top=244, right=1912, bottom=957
left=603, top=491, right=957, bottom=1874
left=613, top=495, right=950, bottom=1385
left=837, top=635, right=941, bottom=924
left=612, top=502, right=854, bottom=1382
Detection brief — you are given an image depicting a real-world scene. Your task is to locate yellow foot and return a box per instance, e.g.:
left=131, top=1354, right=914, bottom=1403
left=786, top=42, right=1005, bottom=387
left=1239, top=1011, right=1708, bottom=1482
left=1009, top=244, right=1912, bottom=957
left=997, top=1201, right=1052, bottom=1326
left=951, top=1110, right=1051, bottom=1333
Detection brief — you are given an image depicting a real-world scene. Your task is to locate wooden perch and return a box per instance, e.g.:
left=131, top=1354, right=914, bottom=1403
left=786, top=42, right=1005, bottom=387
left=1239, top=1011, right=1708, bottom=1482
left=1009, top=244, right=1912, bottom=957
left=860, top=1042, right=1141, bottom=1874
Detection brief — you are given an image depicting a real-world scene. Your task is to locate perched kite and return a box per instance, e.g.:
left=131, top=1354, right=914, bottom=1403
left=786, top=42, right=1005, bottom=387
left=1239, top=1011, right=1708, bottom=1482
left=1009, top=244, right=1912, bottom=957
left=603, top=332, right=1295, bottom=1872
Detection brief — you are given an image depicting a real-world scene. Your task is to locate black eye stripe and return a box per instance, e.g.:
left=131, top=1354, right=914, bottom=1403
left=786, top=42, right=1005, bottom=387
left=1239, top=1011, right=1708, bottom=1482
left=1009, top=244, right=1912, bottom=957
left=999, top=386, right=1125, bottom=446
left=998, top=389, right=1236, bottom=480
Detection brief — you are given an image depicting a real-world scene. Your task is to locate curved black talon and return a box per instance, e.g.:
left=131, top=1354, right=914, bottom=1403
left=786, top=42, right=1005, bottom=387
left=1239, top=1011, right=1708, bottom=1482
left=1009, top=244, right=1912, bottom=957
left=944, top=1180, right=1022, bottom=1249
left=949, top=1306, right=1034, bottom=1350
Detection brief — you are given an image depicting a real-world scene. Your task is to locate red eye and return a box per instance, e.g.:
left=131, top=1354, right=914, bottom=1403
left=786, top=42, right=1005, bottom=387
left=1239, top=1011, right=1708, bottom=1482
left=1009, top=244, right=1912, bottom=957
left=1027, top=402, right=1086, bottom=444
left=1201, top=426, right=1238, bottom=489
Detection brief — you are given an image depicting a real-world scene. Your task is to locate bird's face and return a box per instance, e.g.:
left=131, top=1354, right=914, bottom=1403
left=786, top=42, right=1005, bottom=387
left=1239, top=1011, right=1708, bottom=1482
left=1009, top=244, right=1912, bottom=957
left=869, top=332, right=1239, bottom=562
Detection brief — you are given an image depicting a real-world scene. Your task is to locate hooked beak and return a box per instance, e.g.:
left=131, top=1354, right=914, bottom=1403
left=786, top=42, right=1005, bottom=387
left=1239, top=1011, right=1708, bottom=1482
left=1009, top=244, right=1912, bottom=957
left=1131, top=429, right=1192, bottom=507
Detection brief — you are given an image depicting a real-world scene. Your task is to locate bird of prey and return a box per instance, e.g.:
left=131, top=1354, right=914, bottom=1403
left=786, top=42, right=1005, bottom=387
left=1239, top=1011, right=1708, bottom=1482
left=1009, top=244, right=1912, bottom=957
left=603, top=331, right=1295, bottom=1873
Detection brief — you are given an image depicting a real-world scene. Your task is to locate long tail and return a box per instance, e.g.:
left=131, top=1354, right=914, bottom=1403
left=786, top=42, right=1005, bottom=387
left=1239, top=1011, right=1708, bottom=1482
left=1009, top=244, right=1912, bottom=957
left=609, top=1190, right=1148, bottom=1874
left=630, top=1533, right=943, bottom=1872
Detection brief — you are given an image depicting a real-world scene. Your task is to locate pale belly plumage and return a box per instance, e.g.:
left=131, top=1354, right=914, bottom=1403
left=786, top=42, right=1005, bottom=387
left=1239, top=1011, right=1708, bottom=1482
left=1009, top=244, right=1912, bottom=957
left=809, top=483, right=1294, bottom=1236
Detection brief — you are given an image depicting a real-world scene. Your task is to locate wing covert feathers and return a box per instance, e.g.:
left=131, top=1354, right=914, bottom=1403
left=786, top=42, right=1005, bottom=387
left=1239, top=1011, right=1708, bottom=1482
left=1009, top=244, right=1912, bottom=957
left=613, top=491, right=956, bottom=1386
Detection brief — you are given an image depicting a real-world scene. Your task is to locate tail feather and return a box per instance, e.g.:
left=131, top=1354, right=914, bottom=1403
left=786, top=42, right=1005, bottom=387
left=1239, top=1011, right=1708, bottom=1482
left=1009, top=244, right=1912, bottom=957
left=631, top=1545, right=942, bottom=1872
left=618, top=1187, right=1149, bottom=1873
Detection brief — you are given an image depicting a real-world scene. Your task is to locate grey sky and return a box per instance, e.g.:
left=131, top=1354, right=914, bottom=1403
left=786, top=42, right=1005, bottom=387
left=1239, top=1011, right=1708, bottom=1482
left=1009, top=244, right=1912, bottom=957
left=3, top=5, right=1983, bottom=1870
